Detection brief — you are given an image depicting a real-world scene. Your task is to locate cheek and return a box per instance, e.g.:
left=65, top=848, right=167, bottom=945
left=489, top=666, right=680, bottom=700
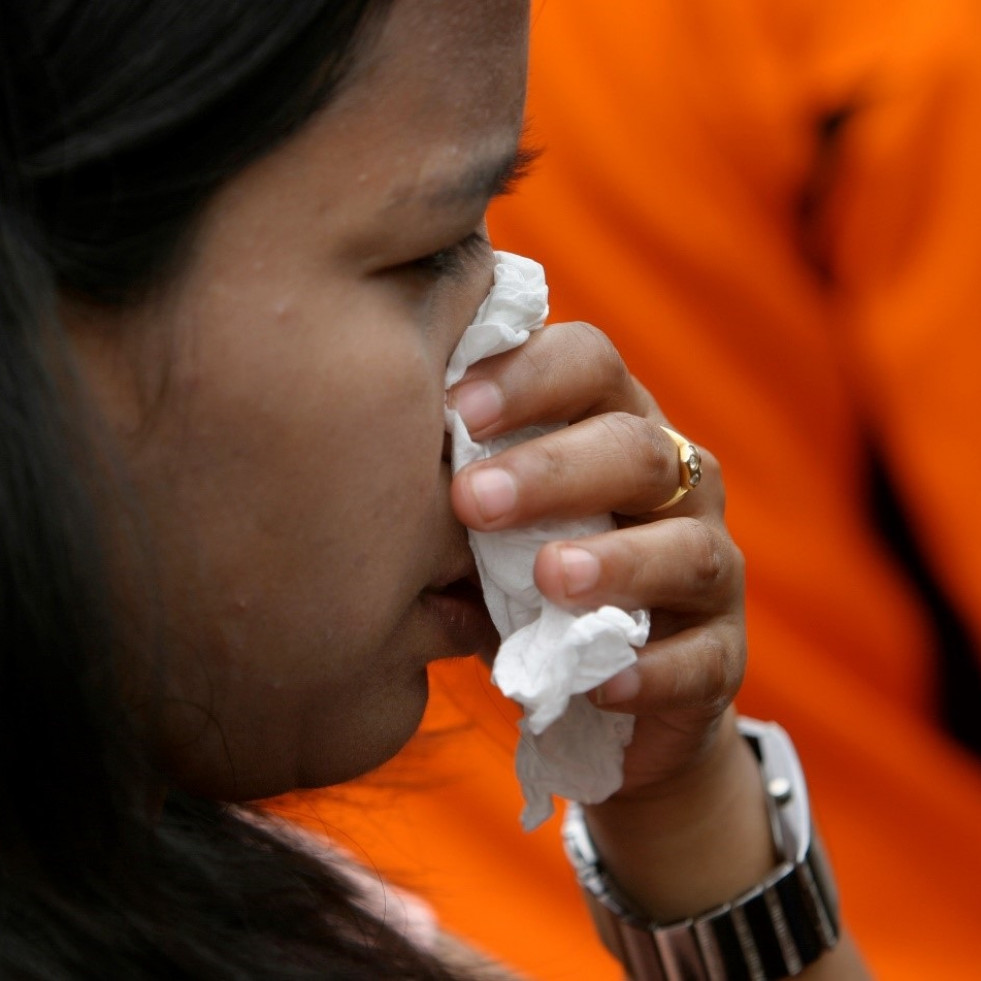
left=317, top=359, right=447, bottom=582
left=118, top=328, right=452, bottom=796
left=138, top=290, right=452, bottom=644
left=99, top=267, right=473, bottom=795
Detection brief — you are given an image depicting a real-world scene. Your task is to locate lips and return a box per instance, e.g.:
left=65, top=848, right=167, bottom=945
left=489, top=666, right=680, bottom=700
left=432, top=574, right=485, bottom=606
left=422, top=567, right=498, bottom=657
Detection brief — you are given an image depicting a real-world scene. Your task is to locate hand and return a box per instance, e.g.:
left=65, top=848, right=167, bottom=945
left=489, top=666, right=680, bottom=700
left=447, top=319, right=746, bottom=797
left=449, top=321, right=870, bottom=978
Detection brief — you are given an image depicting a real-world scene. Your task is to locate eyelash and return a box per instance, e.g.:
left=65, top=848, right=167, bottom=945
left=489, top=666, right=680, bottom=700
left=400, top=139, right=543, bottom=280
left=409, top=230, right=488, bottom=278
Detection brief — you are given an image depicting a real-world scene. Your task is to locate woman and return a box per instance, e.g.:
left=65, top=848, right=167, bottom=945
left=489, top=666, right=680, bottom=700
left=0, top=0, right=868, bottom=977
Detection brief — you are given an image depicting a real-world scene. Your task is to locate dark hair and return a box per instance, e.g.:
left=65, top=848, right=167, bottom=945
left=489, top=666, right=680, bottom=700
left=0, top=2, right=468, bottom=976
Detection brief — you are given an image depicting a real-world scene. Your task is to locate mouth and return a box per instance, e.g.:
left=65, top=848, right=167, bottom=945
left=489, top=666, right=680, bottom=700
left=421, top=568, right=498, bottom=657
left=431, top=574, right=485, bottom=606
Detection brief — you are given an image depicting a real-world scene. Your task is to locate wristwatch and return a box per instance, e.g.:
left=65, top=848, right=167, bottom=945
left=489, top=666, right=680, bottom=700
left=562, top=718, right=839, bottom=980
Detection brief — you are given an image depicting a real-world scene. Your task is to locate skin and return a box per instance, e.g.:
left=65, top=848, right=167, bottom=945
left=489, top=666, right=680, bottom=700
left=71, top=0, right=530, bottom=797
left=67, top=1, right=867, bottom=975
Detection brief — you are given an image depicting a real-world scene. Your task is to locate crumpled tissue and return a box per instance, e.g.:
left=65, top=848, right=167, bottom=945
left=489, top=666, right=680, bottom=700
left=444, top=251, right=650, bottom=831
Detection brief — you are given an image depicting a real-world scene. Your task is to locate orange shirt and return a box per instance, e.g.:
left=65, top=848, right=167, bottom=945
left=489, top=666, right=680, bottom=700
left=268, top=1, right=981, bottom=977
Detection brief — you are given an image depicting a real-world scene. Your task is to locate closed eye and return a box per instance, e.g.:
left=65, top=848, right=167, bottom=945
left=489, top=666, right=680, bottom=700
left=396, top=139, right=540, bottom=280
left=407, top=229, right=489, bottom=278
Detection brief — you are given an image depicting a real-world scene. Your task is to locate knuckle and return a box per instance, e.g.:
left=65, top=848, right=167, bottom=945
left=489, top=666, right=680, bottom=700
left=513, top=339, right=553, bottom=389
left=676, top=518, right=727, bottom=588
left=568, top=321, right=631, bottom=390
left=597, top=412, right=672, bottom=506
left=597, top=409, right=649, bottom=444
left=697, top=446, right=726, bottom=506
left=730, top=540, right=746, bottom=583
left=533, top=439, right=566, bottom=485
left=598, top=410, right=652, bottom=460
left=696, top=628, right=744, bottom=712
left=696, top=445, right=722, bottom=480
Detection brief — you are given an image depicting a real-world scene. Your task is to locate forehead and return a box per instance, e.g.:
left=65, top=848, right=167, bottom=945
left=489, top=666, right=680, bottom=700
left=325, top=0, right=530, bottom=191
left=174, top=0, right=530, bottom=276
left=350, top=0, right=529, bottom=102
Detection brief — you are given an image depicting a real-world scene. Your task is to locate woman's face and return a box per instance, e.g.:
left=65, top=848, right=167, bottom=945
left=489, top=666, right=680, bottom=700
left=70, top=0, right=529, bottom=799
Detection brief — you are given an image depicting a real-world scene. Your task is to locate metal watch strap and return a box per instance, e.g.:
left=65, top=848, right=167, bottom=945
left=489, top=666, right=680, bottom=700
left=561, top=718, right=840, bottom=980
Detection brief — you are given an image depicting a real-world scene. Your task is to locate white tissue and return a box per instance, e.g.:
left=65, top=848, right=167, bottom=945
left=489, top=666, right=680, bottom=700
left=445, top=252, right=650, bottom=831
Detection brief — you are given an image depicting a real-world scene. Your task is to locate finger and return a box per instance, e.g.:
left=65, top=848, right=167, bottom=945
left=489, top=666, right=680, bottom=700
left=451, top=416, right=723, bottom=531
left=446, top=321, right=657, bottom=441
left=590, top=620, right=746, bottom=720
left=533, top=516, right=744, bottom=615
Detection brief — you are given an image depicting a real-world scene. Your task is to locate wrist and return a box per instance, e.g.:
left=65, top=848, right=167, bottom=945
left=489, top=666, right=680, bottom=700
left=582, top=710, right=776, bottom=923
left=564, top=717, right=840, bottom=979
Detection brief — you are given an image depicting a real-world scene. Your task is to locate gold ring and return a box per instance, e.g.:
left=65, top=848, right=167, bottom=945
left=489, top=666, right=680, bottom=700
left=653, top=426, right=702, bottom=511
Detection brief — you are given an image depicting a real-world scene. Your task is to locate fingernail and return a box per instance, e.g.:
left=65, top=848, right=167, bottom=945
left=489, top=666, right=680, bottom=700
left=558, top=546, right=600, bottom=596
left=468, top=467, right=518, bottom=522
left=450, top=380, right=504, bottom=434
left=595, top=666, right=640, bottom=706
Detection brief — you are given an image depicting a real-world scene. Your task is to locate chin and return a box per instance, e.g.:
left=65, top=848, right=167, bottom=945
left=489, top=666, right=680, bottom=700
left=165, top=673, right=432, bottom=802
left=295, top=669, right=433, bottom=791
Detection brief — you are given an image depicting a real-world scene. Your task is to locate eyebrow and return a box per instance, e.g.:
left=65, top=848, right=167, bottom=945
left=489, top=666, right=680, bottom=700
left=397, top=140, right=543, bottom=210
